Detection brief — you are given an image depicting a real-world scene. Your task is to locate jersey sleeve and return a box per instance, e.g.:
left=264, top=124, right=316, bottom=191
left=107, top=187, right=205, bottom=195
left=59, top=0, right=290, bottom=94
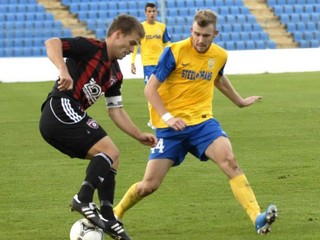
left=218, top=64, right=226, bottom=76
left=105, top=61, right=123, bottom=98
left=105, top=80, right=123, bottom=108
left=105, top=80, right=122, bottom=97
left=163, top=27, right=172, bottom=44
left=60, top=37, right=95, bottom=59
left=153, top=47, right=176, bottom=82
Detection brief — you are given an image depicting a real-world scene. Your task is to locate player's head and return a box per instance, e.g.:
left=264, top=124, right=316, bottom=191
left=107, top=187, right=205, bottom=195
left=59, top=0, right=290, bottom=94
left=106, top=14, right=145, bottom=59
left=107, top=14, right=145, bottom=38
left=191, top=9, right=219, bottom=53
left=144, top=2, right=157, bottom=24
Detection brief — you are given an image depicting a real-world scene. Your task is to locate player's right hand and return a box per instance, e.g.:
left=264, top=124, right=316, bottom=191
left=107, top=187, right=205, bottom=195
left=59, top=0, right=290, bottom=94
left=166, top=117, right=186, bottom=131
left=58, top=72, right=73, bottom=91
left=131, top=63, right=136, bottom=74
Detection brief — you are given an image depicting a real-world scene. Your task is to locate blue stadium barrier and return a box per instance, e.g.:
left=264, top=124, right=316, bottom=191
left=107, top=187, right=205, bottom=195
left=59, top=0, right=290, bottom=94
left=272, top=0, right=320, bottom=48
left=62, top=0, right=273, bottom=51
left=245, top=41, right=255, bottom=49
left=0, top=0, right=72, bottom=57
left=2, top=0, right=318, bottom=57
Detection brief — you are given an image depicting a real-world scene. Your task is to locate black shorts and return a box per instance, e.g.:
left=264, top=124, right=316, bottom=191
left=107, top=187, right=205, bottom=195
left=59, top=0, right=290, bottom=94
left=39, top=97, right=107, bottom=159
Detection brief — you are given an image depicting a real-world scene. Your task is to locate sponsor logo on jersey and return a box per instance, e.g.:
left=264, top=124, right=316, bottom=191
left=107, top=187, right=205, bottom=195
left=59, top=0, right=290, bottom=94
left=83, top=78, right=103, bottom=105
left=181, top=69, right=212, bottom=81
left=146, top=34, right=161, bottom=39
left=208, top=58, right=215, bottom=70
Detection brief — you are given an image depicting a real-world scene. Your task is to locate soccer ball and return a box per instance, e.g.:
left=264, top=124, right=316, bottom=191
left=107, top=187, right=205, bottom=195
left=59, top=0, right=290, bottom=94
left=70, top=218, right=104, bottom=240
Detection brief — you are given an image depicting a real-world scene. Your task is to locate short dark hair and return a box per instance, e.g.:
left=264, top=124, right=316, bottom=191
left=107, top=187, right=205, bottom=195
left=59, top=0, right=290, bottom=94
left=107, top=14, right=145, bottom=38
left=145, top=2, right=156, bottom=11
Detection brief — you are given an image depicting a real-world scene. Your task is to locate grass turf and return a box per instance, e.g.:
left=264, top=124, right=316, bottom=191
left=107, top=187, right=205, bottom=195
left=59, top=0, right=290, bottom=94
left=0, top=72, right=319, bottom=239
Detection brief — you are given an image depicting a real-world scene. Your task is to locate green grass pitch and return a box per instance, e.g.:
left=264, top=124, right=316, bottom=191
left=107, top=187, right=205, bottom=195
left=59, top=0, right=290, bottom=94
left=0, top=72, right=319, bottom=239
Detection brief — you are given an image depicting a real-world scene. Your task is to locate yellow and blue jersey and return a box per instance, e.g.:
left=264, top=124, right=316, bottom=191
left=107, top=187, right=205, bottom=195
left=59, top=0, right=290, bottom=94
left=150, top=38, right=228, bottom=128
left=131, top=21, right=171, bottom=66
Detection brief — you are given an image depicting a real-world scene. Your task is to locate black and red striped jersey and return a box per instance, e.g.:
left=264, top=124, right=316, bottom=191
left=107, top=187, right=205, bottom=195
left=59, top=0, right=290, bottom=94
left=48, top=37, right=123, bottom=110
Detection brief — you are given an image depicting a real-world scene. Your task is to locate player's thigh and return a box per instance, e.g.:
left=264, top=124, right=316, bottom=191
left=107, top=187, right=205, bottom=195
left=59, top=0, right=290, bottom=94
left=205, top=136, right=234, bottom=164
left=40, top=103, right=107, bottom=159
left=206, top=137, right=242, bottom=178
left=87, top=136, right=120, bottom=165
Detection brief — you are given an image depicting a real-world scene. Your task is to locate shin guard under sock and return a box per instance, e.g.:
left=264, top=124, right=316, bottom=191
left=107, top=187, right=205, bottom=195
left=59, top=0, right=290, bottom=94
left=78, top=153, right=113, bottom=203
left=98, top=168, right=117, bottom=220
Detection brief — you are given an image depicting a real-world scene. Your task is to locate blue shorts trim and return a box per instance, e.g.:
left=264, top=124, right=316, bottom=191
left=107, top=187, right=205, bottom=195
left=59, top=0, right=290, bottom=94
left=149, top=119, right=228, bottom=166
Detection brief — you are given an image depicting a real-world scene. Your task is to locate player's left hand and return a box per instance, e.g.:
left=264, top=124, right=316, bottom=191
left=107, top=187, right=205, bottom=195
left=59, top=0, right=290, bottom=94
left=137, top=133, right=158, bottom=147
left=240, top=96, right=262, bottom=107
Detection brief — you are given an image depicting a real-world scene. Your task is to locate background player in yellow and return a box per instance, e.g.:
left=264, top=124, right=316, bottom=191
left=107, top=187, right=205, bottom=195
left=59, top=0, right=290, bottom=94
left=114, top=9, right=278, bottom=235
left=130, top=2, right=171, bottom=84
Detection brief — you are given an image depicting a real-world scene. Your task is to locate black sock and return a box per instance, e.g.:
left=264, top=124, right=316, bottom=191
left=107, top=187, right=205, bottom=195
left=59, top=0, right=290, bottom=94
left=78, top=181, right=95, bottom=203
left=98, top=168, right=117, bottom=220
left=77, top=153, right=113, bottom=203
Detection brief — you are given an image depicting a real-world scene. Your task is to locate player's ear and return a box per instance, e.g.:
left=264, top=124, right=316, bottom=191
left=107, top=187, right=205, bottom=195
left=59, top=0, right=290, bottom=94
left=213, top=30, right=219, bottom=37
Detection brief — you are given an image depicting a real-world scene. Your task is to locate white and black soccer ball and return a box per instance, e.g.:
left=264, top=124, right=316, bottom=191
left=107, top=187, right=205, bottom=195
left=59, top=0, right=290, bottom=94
left=70, top=218, right=104, bottom=240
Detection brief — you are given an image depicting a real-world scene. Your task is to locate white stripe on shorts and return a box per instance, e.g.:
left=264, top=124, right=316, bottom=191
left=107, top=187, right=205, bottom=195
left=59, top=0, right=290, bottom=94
left=49, top=98, right=86, bottom=124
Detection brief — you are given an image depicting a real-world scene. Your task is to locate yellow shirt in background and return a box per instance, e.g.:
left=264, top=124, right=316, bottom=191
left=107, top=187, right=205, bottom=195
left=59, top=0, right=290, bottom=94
left=131, top=21, right=171, bottom=66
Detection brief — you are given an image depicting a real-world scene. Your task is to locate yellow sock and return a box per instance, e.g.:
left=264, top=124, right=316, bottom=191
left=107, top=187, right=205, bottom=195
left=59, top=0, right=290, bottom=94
left=113, top=183, right=142, bottom=219
left=230, top=174, right=261, bottom=224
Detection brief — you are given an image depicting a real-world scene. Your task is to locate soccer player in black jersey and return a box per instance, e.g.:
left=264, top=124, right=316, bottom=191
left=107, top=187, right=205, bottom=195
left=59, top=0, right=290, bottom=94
left=39, top=15, right=157, bottom=240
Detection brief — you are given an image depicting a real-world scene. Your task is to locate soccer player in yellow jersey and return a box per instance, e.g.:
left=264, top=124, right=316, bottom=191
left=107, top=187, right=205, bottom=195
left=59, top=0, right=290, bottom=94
left=115, top=10, right=278, bottom=235
left=131, top=2, right=171, bottom=84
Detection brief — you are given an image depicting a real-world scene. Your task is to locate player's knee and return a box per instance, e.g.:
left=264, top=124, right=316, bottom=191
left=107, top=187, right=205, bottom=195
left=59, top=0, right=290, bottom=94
left=137, top=182, right=159, bottom=197
left=108, top=150, right=120, bottom=164
left=220, top=153, right=238, bottom=169
left=87, top=136, right=120, bottom=161
left=107, top=151, right=120, bottom=169
left=99, top=145, right=120, bottom=165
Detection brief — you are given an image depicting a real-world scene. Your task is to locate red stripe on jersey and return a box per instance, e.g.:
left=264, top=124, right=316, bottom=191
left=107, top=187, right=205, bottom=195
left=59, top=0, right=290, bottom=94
left=62, top=41, right=70, bottom=50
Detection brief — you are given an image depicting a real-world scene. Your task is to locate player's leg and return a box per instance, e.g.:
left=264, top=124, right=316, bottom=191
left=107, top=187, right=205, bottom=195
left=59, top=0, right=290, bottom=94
left=144, top=65, right=157, bottom=129
left=40, top=97, right=109, bottom=229
left=205, top=136, right=277, bottom=234
left=114, top=158, right=173, bottom=219
left=75, top=135, right=119, bottom=208
left=114, top=127, right=187, bottom=219
left=97, top=168, right=131, bottom=240
left=86, top=137, right=131, bottom=239
left=70, top=137, right=118, bottom=231
left=86, top=135, right=119, bottom=218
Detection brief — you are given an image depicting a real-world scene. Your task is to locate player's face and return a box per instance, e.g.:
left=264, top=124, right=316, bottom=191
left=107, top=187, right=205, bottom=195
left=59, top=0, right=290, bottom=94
left=191, top=22, right=218, bottom=53
left=113, top=31, right=140, bottom=59
left=145, top=7, right=157, bottom=23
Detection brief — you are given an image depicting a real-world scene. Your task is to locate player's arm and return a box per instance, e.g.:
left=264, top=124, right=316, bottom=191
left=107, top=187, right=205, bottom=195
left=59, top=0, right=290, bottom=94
left=145, top=47, right=186, bottom=130
left=130, top=45, right=138, bottom=74
left=143, top=47, right=173, bottom=117
left=108, top=106, right=157, bottom=147
left=45, top=38, right=73, bottom=91
left=163, top=27, right=171, bottom=46
left=214, top=75, right=262, bottom=108
left=105, top=90, right=157, bottom=147
left=145, top=75, right=186, bottom=131
left=144, top=75, right=166, bottom=116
